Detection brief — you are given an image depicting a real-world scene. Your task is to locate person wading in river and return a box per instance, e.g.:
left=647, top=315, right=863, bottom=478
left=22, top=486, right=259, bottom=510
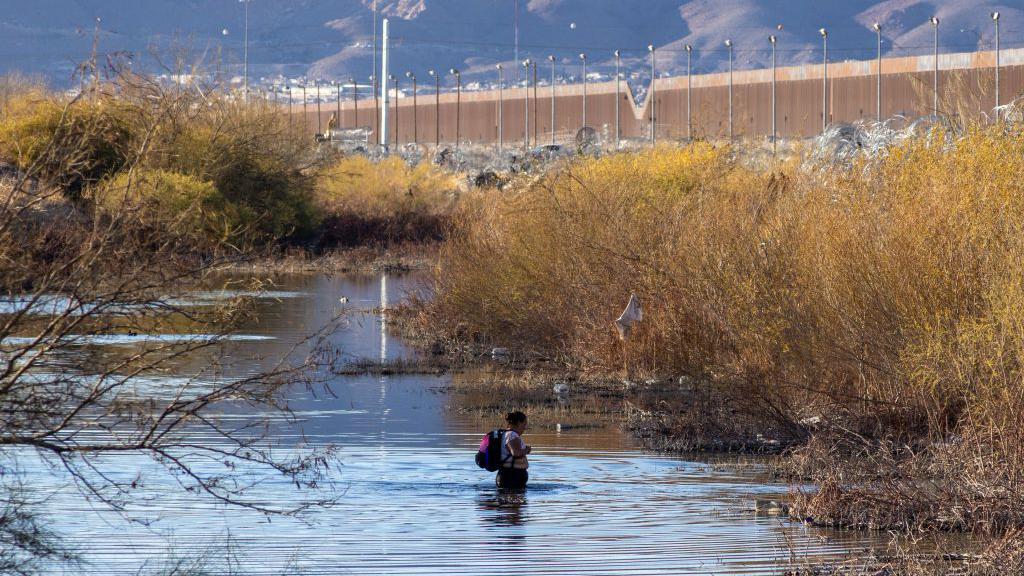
left=497, top=411, right=531, bottom=489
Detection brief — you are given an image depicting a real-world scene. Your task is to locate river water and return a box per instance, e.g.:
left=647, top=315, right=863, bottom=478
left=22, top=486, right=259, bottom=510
left=14, top=273, right=894, bottom=575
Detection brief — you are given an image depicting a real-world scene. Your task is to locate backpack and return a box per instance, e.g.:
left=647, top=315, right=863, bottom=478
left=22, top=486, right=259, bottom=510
left=475, top=429, right=508, bottom=472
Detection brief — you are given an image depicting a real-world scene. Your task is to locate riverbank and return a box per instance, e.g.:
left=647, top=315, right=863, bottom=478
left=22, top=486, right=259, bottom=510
left=422, top=361, right=1024, bottom=575
left=438, top=366, right=798, bottom=453
left=220, top=244, right=439, bottom=275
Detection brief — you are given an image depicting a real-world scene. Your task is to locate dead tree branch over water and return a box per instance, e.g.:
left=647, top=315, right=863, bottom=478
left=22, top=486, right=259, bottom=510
left=0, top=68, right=341, bottom=571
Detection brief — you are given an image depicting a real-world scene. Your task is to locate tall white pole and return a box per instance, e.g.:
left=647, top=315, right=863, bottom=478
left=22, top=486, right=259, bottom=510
left=380, top=18, right=390, bottom=147
left=930, top=17, right=940, bottom=113
left=769, top=35, right=776, bottom=154
left=372, top=1, right=377, bottom=90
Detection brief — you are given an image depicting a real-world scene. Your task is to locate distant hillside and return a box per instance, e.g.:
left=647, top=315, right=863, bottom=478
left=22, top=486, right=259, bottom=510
left=0, top=1, right=1016, bottom=91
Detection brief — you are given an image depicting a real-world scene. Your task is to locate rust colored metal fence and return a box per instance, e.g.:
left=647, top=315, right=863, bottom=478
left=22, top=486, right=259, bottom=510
left=291, top=47, right=1024, bottom=145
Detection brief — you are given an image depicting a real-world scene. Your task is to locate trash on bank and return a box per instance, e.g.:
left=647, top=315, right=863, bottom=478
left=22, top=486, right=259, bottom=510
left=614, top=293, right=643, bottom=340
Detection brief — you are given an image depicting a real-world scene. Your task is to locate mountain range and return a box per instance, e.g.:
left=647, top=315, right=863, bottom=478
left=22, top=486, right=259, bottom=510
left=0, top=1, right=1017, bottom=90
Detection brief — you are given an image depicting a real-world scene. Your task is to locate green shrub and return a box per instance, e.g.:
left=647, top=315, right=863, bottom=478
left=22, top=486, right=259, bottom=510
left=91, top=169, right=241, bottom=249
left=427, top=132, right=1024, bottom=446
left=0, top=91, right=133, bottom=199
left=147, top=104, right=319, bottom=245
left=313, top=156, right=457, bottom=246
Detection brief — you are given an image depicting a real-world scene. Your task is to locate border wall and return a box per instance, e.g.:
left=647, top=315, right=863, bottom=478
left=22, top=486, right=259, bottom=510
left=290, top=47, right=1024, bottom=146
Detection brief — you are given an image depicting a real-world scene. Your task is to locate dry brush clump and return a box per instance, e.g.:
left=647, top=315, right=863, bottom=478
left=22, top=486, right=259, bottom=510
left=422, top=129, right=1024, bottom=534
left=0, top=71, right=465, bottom=261
left=313, top=155, right=459, bottom=248
left=0, top=77, right=134, bottom=201
left=0, top=72, right=317, bottom=256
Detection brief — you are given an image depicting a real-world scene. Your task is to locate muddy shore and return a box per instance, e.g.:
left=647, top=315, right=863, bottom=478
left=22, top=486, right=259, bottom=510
left=218, top=244, right=439, bottom=276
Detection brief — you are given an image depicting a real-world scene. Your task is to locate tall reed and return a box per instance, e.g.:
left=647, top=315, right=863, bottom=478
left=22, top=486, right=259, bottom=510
left=313, top=155, right=458, bottom=247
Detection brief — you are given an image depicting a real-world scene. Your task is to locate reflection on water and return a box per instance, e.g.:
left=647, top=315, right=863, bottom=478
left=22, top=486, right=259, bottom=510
left=477, top=489, right=529, bottom=527
left=0, top=333, right=274, bottom=347
left=14, top=272, right=901, bottom=574
left=0, top=289, right=308, bottom=316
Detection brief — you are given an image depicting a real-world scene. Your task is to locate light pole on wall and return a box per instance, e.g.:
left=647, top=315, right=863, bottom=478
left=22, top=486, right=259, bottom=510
left=685, top=44, right=692, bottom=141
left=930, top=16, right=940, bottom=113
left=614, top=50, right=621, bottom=147
left=371, top=74, right=379, bottom=145
left=579, top=53, right=588, bottom=130
left=335, top=81, right=341, bottom=135
left=769, top=34, right=777, bottom=154
left=497, top=64, right=504, bottom=152
left=406, top=71, right=418, bottom=146
left=993, top=12, right=1001, bottom=121
left=315, top=79, right=322, bottom=136
left=532, top=60, right=538, bottom=144
left=523, top=59, right=531, bottom=150
left=389, top=74, right=398, bottom=147
left=873, top=22, right=882, bottom=122
left=302, top=80, right=308, bottom=132
left=648, top=44, right=656, bottom=144
left=819, top=28, right=828, bottom=132
left=725, top=39, right=733, bottom=140
left=450, top=68, right=461, bottom=148
left=548, top=55, right=556, bottom=144
left=350, top=78, right=357, bottom=132
left=428, top=69, right=439, bottom=147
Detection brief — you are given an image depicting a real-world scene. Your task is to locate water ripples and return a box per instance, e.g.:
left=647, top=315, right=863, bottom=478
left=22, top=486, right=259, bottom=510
left=19, top=273, right=889, bottom=574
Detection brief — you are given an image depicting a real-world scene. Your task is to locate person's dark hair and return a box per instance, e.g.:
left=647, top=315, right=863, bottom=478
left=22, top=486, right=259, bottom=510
left=505, top=411, right=527, bottom=426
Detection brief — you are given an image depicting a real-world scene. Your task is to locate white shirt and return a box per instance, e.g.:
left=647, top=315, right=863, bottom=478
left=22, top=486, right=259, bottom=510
left=500, top=430, right=529, bottom=469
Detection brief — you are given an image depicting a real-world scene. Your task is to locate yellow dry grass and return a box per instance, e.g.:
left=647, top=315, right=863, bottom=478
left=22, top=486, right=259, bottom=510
left=315, top=155, right=458, bottom=219
left=425, top=129, right=1024, bottom=534
left=313, top=156, right=460, bottom=246
left=430, top=130, right=1024, bottom=442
